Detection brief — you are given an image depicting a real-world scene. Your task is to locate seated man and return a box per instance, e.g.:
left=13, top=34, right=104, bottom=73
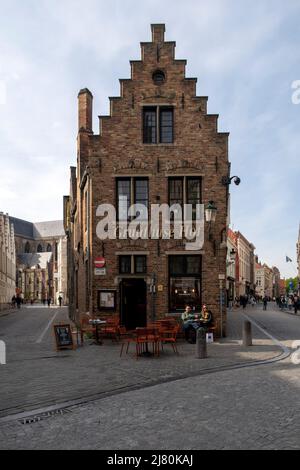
left=181, top=305, right=193, bottom=322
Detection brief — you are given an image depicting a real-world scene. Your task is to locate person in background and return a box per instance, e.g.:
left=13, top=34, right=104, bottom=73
left=58, top=295, right=63, bottom=307
left=47, top=297, right=51, bottom=307
left=279, top=295, right=285, bottom=310
left=293, top=294, right=299, bottom=314
left=241, top=295, right=248, bottom=309
left=263, top=295, right=268, bottom=311
left=16, top=296, right=22, bottom=309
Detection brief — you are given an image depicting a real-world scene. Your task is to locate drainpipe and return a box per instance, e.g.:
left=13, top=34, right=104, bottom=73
left=151, top=272, right=156, bottom=322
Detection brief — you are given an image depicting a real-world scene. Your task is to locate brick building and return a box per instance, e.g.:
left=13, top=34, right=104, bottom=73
left=235, top=231, right=255, bottom=297
left=226, top=228, right=238, bottom=305
left=0, top=213, right=16, bottom=310
left=279, top=279, right=286, bottom=296
left=272, top=266, right=281, bottom=299
left=255, top=261, right=273, bottom=299
left=297, top=224, right=300, bottom=294
left=64, top=24, right=231, bottom=335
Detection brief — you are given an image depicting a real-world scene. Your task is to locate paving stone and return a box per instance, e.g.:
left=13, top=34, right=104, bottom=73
left=0, top=304, right=299, bottom=449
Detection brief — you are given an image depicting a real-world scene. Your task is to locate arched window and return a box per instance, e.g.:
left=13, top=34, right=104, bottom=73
left=37, top=244, right=43, bottom=253
left=47, top=244, right=52, bottom=252
left=25, top=242, right=30, bottom=253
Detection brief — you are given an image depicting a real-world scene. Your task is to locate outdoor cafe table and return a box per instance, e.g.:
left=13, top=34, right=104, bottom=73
left=136, top=327, right=159, bottom=357
left=88, top=319, right=107, bottom=345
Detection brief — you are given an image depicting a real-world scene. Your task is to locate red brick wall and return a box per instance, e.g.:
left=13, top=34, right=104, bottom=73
left=70, top=24, right=229, bottom=336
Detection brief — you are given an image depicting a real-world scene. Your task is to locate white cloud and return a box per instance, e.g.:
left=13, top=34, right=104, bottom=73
left=0, top=0, right=299, bottom=273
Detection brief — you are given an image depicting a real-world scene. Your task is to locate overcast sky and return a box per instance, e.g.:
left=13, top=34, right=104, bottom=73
left=0, top=0, right=299, bottom=277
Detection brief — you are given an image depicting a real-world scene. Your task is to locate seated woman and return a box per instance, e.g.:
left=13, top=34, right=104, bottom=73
left=198, top=304, right=212, bottom=327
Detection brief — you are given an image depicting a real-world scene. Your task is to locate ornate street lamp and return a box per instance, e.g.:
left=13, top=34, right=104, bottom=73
left=205, top=200, right=217, bottom=224
left=205, top=201, right=217, bottom=242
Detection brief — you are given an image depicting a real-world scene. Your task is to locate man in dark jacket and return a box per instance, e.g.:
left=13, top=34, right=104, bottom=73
left=16, top=296, right=22, bottom=309
left=293, top=295, right=299, bottom=314
left=263, top=295, right=268, bottom=311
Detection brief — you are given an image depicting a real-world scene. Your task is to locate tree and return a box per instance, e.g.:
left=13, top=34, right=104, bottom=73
left=285, top=277, right=299, bottom=294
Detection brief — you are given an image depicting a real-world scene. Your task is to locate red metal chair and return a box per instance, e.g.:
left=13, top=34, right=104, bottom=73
left=79, top=314, right=96, bottom=345
left=159, top=324, right=180, bottom=354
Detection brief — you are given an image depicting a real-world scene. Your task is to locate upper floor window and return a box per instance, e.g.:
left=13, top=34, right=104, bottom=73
left=168, top=176, right=201, bottom=220
left=117, top=177, right=149, bottom=221
left=143, top=106, right=174, bottom=144
left=160, top=108, right=173, bottom=143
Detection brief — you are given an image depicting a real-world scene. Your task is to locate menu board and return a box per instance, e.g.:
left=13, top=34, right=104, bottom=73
left=53, top=324, right=74, bottom=350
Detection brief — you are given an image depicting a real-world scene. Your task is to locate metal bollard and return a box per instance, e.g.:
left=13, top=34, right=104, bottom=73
left=196, top=327, right=207, bottom=359
left=243, top=320, right=252, bottom=347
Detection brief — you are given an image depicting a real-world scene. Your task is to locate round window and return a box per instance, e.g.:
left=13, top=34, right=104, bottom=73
left=152, top=70, right=166, bottom=85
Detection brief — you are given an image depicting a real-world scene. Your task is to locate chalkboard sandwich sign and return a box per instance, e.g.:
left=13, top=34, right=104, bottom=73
left=53, top=323, right=75, bottom=351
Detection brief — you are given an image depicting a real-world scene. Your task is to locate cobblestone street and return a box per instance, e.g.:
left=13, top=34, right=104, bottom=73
left=1, top=2, right=300, bottom=454
left=0, top=303, right=299, bottom=449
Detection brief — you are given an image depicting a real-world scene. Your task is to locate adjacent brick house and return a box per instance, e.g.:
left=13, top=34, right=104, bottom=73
left=235, top=231, right=255, bottom=297
left=226, top=228, right=238, bottom=305
left=0, top=213, right=16, bottom=310
left=297, top=225, right=300, bottom=294
left=255, top=261, right=273, bottom=299
left=64, top=24, right=230, bottom=335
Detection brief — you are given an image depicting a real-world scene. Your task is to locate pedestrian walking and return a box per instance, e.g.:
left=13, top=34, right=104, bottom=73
left=263, top=295, right=268, bottom=311
left=279, top=295, right=285, bottom=310
left=11, top=295, right=16, bottom=308
left=241, top=295, right=248, bottom=309
left=293, top=295, right=299, bottom=314
left=58, top=295, right=63, bottom=307
left=47, top=298, right=51, bottom=307
left=16, top=296, right=22, bottom=309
